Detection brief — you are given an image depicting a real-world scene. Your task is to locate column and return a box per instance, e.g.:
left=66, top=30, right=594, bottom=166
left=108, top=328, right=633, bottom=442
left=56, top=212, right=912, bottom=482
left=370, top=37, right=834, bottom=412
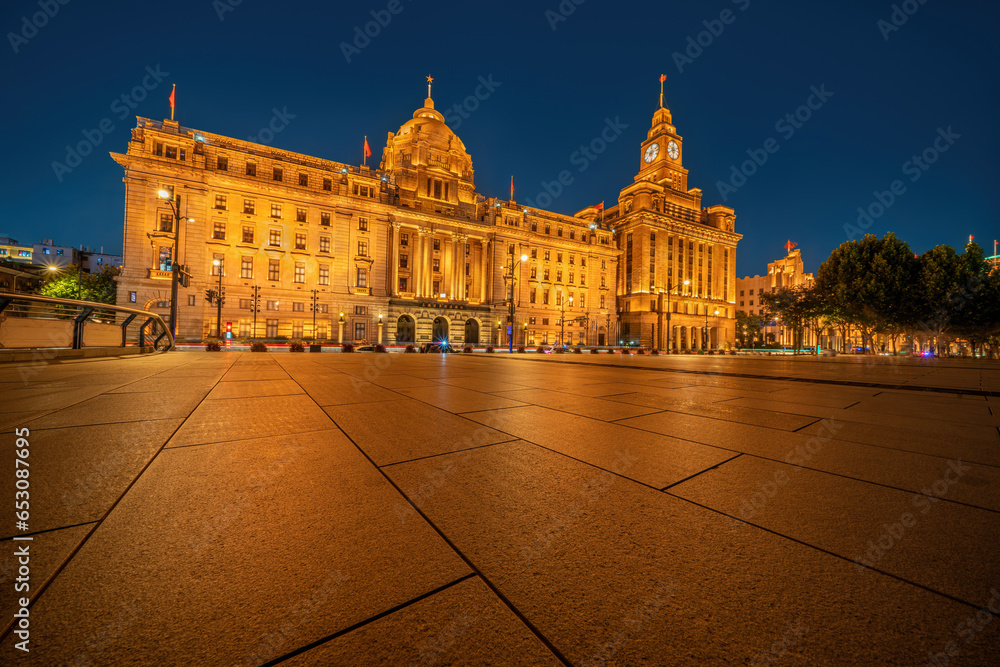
left=391, top=224, right=400, bottom=296
left=377, top=319, right=384, bottom=344
left=452, top=234, right=460, bottom=299
left=480, top=240, right=489, bottom=303
left=415, top=231, right=425, bottom=297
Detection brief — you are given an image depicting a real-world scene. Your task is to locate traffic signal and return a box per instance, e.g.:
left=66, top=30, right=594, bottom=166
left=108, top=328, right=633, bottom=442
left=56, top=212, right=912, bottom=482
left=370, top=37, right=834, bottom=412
left=226, top=322, right=232, bottom=333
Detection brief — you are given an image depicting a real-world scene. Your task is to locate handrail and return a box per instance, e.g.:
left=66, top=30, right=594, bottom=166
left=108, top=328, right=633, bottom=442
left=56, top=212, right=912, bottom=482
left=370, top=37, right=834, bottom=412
left=0, top=291, right=175, bottom=351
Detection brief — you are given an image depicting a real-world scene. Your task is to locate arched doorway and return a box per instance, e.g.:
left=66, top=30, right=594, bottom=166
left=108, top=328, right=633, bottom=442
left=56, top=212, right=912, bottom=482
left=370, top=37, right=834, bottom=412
left=396, top=315, right=415, bottom=343
left=432, top=317, right=449, bottom=343
left=464, top=318, right=479, bottom=345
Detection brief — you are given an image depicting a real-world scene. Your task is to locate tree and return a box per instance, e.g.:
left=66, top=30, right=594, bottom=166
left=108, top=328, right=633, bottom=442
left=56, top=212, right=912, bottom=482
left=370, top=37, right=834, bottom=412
left=735, top=310, right=767, bottom=348
left=38, top=264, right=120, bottom=304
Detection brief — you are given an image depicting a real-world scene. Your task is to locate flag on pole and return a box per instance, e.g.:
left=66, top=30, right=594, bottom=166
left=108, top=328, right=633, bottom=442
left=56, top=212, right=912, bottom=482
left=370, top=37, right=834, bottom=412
left=784, top=239, right=797, bottom=253
left=169, top=84, right=176, bottom=121
left=363, top=136, right=372, bottom=160
left=510, top=175, right=514, bottom=201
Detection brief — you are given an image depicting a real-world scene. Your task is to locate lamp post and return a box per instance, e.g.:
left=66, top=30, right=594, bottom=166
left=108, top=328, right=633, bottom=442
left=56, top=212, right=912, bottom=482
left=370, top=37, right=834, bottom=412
left=211, top=258, right=225, bottom=338
left=664, top=278, right=690, bottom=353
left=309, top=289, right=319, bottom=340
left=497, top=319, right=502, bottom=347
left=501, top=247, right=528, bottom=353
left=158, top=189, right=192, bottom=341
left=523, top=321, right=528, bottom=347
left=249, top=285, right=261, bottom=340
left=338, top=312, right=345, bottom=344
left=559, top=295, right=573, bottom=347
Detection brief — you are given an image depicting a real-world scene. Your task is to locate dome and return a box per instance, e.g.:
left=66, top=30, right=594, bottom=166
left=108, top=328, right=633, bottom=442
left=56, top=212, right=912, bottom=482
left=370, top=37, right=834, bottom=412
left=394, top=97, right=468, bottom=153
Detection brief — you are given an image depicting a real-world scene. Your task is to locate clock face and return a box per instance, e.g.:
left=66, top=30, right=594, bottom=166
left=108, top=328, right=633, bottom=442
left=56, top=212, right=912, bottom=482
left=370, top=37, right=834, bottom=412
left=666, top=140, right=680, bottom=160
left=643, top=143, right=659, bottom=163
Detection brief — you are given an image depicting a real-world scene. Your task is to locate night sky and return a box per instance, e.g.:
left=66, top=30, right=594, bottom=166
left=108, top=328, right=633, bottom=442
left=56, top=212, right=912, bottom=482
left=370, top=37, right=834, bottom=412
left=2, top=0, right=997, bottom=276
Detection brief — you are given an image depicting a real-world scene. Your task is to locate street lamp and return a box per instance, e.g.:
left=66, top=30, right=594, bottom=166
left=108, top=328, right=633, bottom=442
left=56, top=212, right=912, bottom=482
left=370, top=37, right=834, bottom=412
left=211, top=258, right=225, bottom=338
left=664, top=279, right=690, bottom=353
left=560, top=295, right=573, bottom=347
left=158, top=189, right=193, bottom=341
left=501, top=248, right=528, bottom=353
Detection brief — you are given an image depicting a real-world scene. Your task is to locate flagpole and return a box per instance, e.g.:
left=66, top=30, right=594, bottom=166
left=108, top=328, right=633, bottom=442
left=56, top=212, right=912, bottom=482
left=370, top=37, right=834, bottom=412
left=170, top=84, right=176, bottom=121
left=364, top=135, right=367, bottom=167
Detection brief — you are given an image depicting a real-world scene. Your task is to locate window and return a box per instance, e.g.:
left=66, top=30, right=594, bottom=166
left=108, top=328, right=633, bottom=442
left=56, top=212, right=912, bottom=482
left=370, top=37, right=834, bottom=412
left=165, top=145, right=177, bottom=159
left=268, top=259, right=280, bottom=281
left=57, top=249, right=63, bottom=256
left=270, top=203, right=281, bottom=218
left=292, top=322, right=304, bottom=338
left=243, top=199, right=255, bottom=214
left=317, top=304, right=329, bottom=314
left=355, top=322, right=366, bottom=340
left=580, top=274, right=586, bottom=285
left=432, top=258, right=440, bottom=272
left=266, top=319, right=278, bottom=337
left=529, top=290, right=536, bottom=303
left=213, top=221, right=226, bottom=240
left=356, top=268, right=367, bottom=288
left=294, top=262, right=305, bottom=283
left=530, top=248, right=537, bottom=259
left=159, top=213, right=172, bottom=232
left=295, top=233, right=306, bottom=250
left=273, top=167, right=283, bottom=181
left=154, top=142, right=163, bottom=156
left=188, top=294, right=196, bottom=306
left=217, top=155, right=228, bottom=171
left=529, top=317, right=536, bottom=325
left=318, top=264, right=329, bottom=285
left=400, top=254, right=408, bottom=268
left=158, top=246, right=172, bottom=271
left=355, top=306, right=368, bottom=315
left=542, top=318, right=550, bottom=326
left=320, top=212, right=330, bottom=226
left=543, top=269, right=550, bottom=280
left=544, top=251, right=550, bottom=261
left=298, top=173, right=308, bottom=187
left=399, top=277, right=408, bottom=291
left=569, top=272, right=574, bottom=284
left=570, top=230, right=575, bottom=240
left=600, top=295, right=605, bottom=308
left=601, top=275, right=606, bottom=287
left=556, top=271, right=562, bottom=282
left=129, top=291, right=137, bottom=303
left=530, top=267, right=537, bottom=279
left=433, top=239, right=440, bottom=250
left=569, top=255, right=575, bottom=265
left=246, top=161, right=256, bottom=176
left=296, top=208, right=307, bottom=222
left=319, top=236, right=331, bottom=253
left=544, top=224, right=550, bottom=234
left=269, top=229, right=281, bottom=247
left=358, top=217, right=368, bottom=231
left=241, top=256, right=253, bottom=279
left=267, top=300, right=279, bottom=311
left=556, top=293, right=562, bottom=306
left=358, top=241, right=368, bottom=257
left=433, top=280, right=440, bottom=294
left=242, top=226, right=254, bottom=243
left=400, top=233, right=409, bottom=246
left=322, top=177, right=332, bottom=191
left=601, top=260, right=606, bottom=269
left=557, top=253, right=563, bottom=263
left=543, top=290, right=549, bottom=305
left=579, top=294, right=585, bottom=307
left=214, top=194, right=227, bottom=210
left=179, top=149, right=186, bottom=161
left=750, top=289, right=754, bottom=295
left=558, top=227, right=563, bottom=237
left=293, top=302, right=305, bottom=312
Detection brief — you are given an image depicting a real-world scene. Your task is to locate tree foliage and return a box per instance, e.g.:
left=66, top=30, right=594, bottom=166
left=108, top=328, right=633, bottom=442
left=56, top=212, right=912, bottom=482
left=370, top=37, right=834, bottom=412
left=38, top=264, right=120, bottom=304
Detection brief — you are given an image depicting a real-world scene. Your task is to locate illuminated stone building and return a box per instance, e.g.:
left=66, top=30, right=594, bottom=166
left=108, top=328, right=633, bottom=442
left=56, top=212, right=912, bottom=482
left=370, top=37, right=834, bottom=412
left=737, top=246, right=821, bottom=347
left=111, top=81, right=737, bottom=348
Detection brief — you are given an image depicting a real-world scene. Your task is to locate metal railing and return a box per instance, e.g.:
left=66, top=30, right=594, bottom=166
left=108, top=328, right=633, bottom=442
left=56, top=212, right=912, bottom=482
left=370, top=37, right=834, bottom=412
left=0, top=292, right=174, bottom=352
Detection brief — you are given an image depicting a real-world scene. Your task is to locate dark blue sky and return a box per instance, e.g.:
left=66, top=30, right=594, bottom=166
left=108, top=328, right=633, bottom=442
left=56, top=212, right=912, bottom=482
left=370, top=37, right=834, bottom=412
left=3, top=0, right=997, bottom=275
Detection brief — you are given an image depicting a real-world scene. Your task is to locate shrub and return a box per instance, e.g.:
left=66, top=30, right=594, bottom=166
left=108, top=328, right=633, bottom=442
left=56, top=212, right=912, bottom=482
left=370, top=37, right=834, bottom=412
left=573, top=347, right=583, bottom=354
left=536, top=346, right=546, bottom=353
left=250, top=342, right=268, bottom=352
left=651, top=349, right=659, bottom=355
left=374, top=344, right=387, bottom=353
left=341, top=343, right=355, bottom=353
left=517, top=346, right=526, bottom=353
left=289, top=342, right=305, bottom=353
left=486, top=346, right=495, bottom=353
left=463, top=346, right=473, bottom=353
left=554, top=346, right=567, bottom=354
left=275, top=335, right=288, bottom=341
left=590, top=348, right=599, bottom=354
left=405, top=344, right=416, bottom=353
left=205, top=342, right=221, bottom=352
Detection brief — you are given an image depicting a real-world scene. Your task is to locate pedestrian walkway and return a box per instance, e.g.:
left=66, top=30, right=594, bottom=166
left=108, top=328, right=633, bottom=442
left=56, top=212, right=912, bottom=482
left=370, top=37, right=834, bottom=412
left=1, top=352, right=998, bottom=665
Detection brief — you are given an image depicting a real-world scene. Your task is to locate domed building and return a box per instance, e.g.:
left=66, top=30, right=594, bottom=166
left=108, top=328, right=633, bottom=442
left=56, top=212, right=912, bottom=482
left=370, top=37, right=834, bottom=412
left=111, top=77, right=736, bottom=350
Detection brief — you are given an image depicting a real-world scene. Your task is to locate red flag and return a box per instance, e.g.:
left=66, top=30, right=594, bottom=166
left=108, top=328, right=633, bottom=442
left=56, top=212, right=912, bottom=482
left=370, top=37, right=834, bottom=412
left=594, top=201, right=604, bottom=210
left=510, top=175, right=514, bottom=200
left=168, top=84, right=176, bottom=120
left=659, top=74, right=667, bottom=83
left=363, top=137, right=372, bottom=158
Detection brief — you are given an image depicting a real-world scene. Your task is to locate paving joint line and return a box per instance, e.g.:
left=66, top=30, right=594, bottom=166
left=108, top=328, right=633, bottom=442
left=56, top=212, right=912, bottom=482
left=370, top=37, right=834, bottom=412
left=660, top=453, right=743, bottom=491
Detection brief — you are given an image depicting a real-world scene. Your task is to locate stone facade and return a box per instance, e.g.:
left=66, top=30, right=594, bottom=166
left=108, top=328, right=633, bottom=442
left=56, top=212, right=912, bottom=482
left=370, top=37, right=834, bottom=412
left=737, top=247, right=818, bottom=347
left=111, top=86, right=739, bottom=347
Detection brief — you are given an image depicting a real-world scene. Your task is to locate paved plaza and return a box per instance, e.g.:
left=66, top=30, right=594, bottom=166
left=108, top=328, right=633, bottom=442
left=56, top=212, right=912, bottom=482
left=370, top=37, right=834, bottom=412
left=1, top=351, right=999, bottom=665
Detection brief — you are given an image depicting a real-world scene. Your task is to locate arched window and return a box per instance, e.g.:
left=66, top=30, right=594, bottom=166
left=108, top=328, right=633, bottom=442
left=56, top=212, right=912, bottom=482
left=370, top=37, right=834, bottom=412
left=396, top=315, right=415, bottom=343
left=464, top=319, right=479, bottom=345
left=432, top=317, right=449, bottom=343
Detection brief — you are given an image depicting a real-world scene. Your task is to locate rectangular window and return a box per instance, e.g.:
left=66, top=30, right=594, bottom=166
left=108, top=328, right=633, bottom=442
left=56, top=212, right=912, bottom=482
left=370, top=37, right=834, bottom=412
left=292, top=322, right=304, bottom=338
left=298, top=173, right=308, bottom=187
left=246, top=162, right=256, bottom=176
left=294, top=262, right=305, bottom=283
left=213, top=221, right=226, bottom=240
left=320, top=212, right=330, bottom=226
left=558, top=227, right=563, bottom=237
left=530, top=267, right=537, bottom=279
left=356, top=267, right=367, bottom=288
left=354, top=306, right=367, bottom=315
left=530, top=249, right=537, bottom=259
left=318, top=264, right=329, bottom=285
left=266, top=319, right=278, bottom=337
left=296, top=208, right=307, bottom=222
left=268, top=259, right=280, bottom=281
left=267, top=300, right=279, bottom=311
left=358, top=241, right=368, bottom=257
left=269, top=229, right=281, bottom=247
left=158, top=246, right=172, bottom=271
left=210, top=254, right=224, bottom=277
left=179, top=149, right=186, bottom=161
left=579, top=294, right=585, bottom=307
left=159, top=213, right=173, bottom=232
left=433, top=239, right=440, bottom=250
left=188, top=294, right=196, bottom=306
left=569, top=273, right=574, bottom=284
left=214, top=194, right=227, bottom=210
left=400, top=233, right=409, bottom=246
left=529, top=290, right=536, bottom=303
left=322, top=177, right=332, bottom=191
left=217, top=155, right=228, bottom=171
left=542, top=318, right=550, bottom=326
left=543, top=269, right=550, bottom=280
left=319, top=236, right=331, bottom=253
left=293, top=302, right=305, bottom=312
left=543, top=290, right=549, bottom=305
left=165, top=145, right=177, bottom=159
left=273, top=167, right=283, bottom=181
left=358, top=217, right=368, bottom=231
left=241, top=256, right=253, bottom=279
left=600, top=295, right=605, bottom=308
left=244, top=199, right=255, bottom=214
left=557, top=253, right=563, bottom=263
left=317, top=304, right=329, bottom=314
left=433, top=280, right=440, bottom=295
left=154, top=142, right=163, bottom=156
left=398, top=277, right=408, bottom=292
left=556, top=271, right=562, bottom=282
left=295, top=233, right=306, bottom=250
left=570, top=230, right=575, bottom=240
left=355, top=322, right=366, bottom=340
left=242, top=225, right=254, bottom=243
left=270, top=203, right=281, bottom=218
left=544, top=251, right=550, bottom=261
left=400, top=254, right=408, bottom=268
left=432, top=258, right=440, bottom=272
left=545, top=224, right=550, bottom=234
left=569, top=255, right=574, bottom=265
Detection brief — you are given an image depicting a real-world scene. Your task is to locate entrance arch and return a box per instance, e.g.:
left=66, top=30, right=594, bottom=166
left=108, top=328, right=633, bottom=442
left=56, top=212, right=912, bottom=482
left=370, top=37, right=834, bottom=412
left=396, top=315, right=415, bottom=343
left=464, top=318, right=480, bottom=345
left=432, top=317, right=449, bottom=343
